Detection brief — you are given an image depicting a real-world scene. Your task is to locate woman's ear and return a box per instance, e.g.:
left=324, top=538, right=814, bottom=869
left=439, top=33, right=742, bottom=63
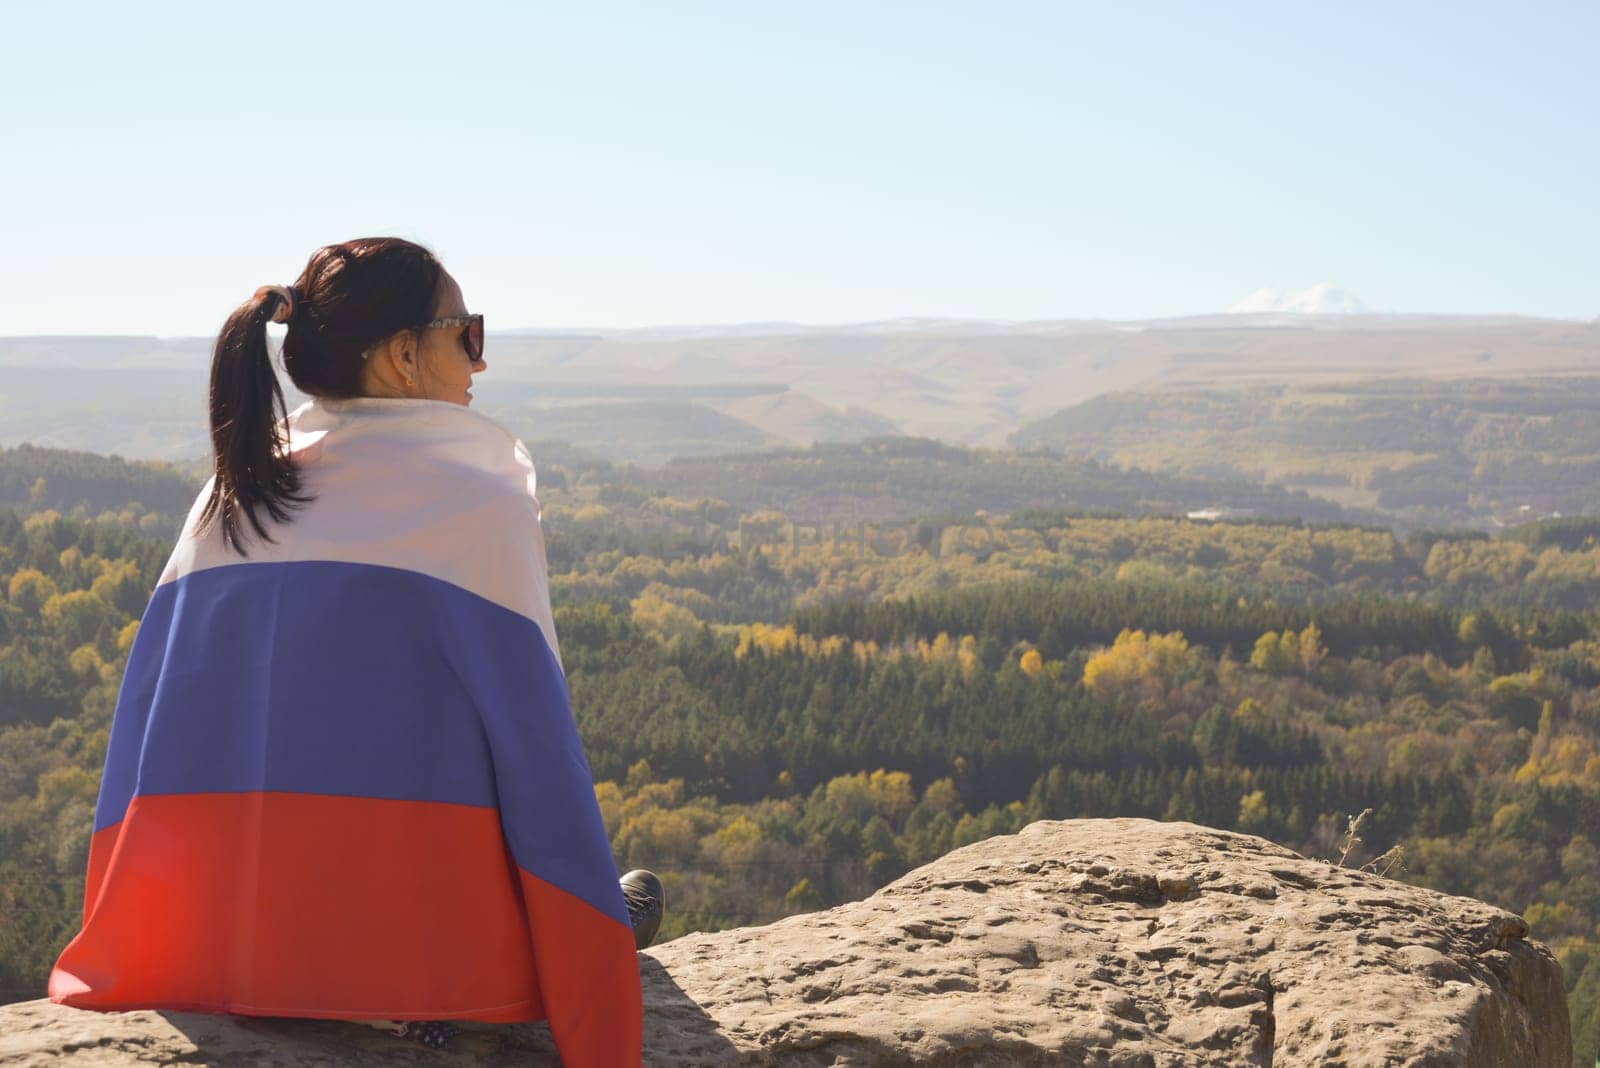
left=383, top=329, right=419, bottom=380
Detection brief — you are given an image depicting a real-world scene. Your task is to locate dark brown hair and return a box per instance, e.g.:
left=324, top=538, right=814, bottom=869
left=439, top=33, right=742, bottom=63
left=196, top=236, right=445, bottom=555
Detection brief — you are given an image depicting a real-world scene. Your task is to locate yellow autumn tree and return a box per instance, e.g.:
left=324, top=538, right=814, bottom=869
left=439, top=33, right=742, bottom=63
left=41, top=590, right=114, bottom=647
left=6, top=568, right=58, bottom=614
left=1249, top=630, right=1295, bottom=675
left=1237, top=789, right=1271, bottom=833
left=821, top=769, right=915, bottom=823
left=1082, top=629, right=1200, bottom=697
left=629, top=588, right=702, bottom=647
left=1515, top=702, right=1600, bottom=790
left=1019, top=648, right=1044, bottom=678
left=1297, top=622, right=1327, bottom=675
left=734, top=622, right=847, bottom=660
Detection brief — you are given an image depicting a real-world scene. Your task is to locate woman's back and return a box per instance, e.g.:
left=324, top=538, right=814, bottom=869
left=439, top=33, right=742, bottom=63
left=49, top=395, right=642, bottom=1064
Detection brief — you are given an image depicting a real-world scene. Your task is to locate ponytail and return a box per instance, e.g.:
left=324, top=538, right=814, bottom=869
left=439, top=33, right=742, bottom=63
left=194, top=236, right=444, bottom=554
left=195, top=287, right=315, bottom=556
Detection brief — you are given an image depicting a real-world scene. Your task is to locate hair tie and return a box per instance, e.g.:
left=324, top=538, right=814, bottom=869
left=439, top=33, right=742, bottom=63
left=253, top=284, right=297, bottom=325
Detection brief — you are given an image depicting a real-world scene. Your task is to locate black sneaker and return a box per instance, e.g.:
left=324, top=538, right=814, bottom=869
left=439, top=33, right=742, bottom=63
left=620, top=869, right=665, bottom=950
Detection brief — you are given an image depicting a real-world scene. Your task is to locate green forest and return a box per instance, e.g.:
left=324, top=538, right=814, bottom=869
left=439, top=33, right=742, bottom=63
left=1, top=443, right=1598, bottom=1064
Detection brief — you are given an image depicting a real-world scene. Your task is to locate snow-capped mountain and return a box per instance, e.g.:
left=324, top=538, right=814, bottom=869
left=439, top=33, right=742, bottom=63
left=1229, top=283, right=1370, bottom=315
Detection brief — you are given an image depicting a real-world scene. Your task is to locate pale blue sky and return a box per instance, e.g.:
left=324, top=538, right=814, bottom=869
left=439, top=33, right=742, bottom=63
left=1, top=1, right=1594, bottom=335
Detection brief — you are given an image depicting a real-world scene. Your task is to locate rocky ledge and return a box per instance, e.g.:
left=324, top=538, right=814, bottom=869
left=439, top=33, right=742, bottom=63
left=0, top=818, right=1570, bottom=1066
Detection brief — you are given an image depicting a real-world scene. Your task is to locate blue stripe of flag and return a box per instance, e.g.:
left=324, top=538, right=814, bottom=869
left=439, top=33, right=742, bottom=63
left=97, top=559, right=627, bottom=929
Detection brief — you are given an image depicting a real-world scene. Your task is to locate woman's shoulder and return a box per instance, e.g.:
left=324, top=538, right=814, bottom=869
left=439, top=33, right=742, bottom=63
left=166, top=400, right=552, bottom=627
left=285, top=396, right=544, bottom=496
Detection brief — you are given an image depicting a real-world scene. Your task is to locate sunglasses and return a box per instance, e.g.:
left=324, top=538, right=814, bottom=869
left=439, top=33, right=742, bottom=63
left=424, top=313, right=485, bottom=364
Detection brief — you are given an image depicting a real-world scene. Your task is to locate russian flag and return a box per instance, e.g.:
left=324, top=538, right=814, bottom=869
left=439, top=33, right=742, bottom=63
left=49, top=396, right=642, bottom=1066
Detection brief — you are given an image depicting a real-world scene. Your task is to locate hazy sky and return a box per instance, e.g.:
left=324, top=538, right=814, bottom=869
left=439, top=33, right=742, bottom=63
left=2, top=1, right=1595, bottom=335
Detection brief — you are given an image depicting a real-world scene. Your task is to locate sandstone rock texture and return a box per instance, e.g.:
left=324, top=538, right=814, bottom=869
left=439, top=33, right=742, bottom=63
left=0, top=818, right=1570, bottom=1066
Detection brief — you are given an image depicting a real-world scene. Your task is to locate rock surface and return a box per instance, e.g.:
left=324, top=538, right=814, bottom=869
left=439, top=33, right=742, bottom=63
left=0, top=818, right=1571, bottom=1066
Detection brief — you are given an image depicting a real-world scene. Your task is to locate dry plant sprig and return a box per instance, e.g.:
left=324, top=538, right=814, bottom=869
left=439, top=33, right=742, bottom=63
left=1361, top=844, right=1406, bottom=878
left=1330, top=808, right=1406, bottom=878
left=1336, top=807, right=1373, bottom=868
